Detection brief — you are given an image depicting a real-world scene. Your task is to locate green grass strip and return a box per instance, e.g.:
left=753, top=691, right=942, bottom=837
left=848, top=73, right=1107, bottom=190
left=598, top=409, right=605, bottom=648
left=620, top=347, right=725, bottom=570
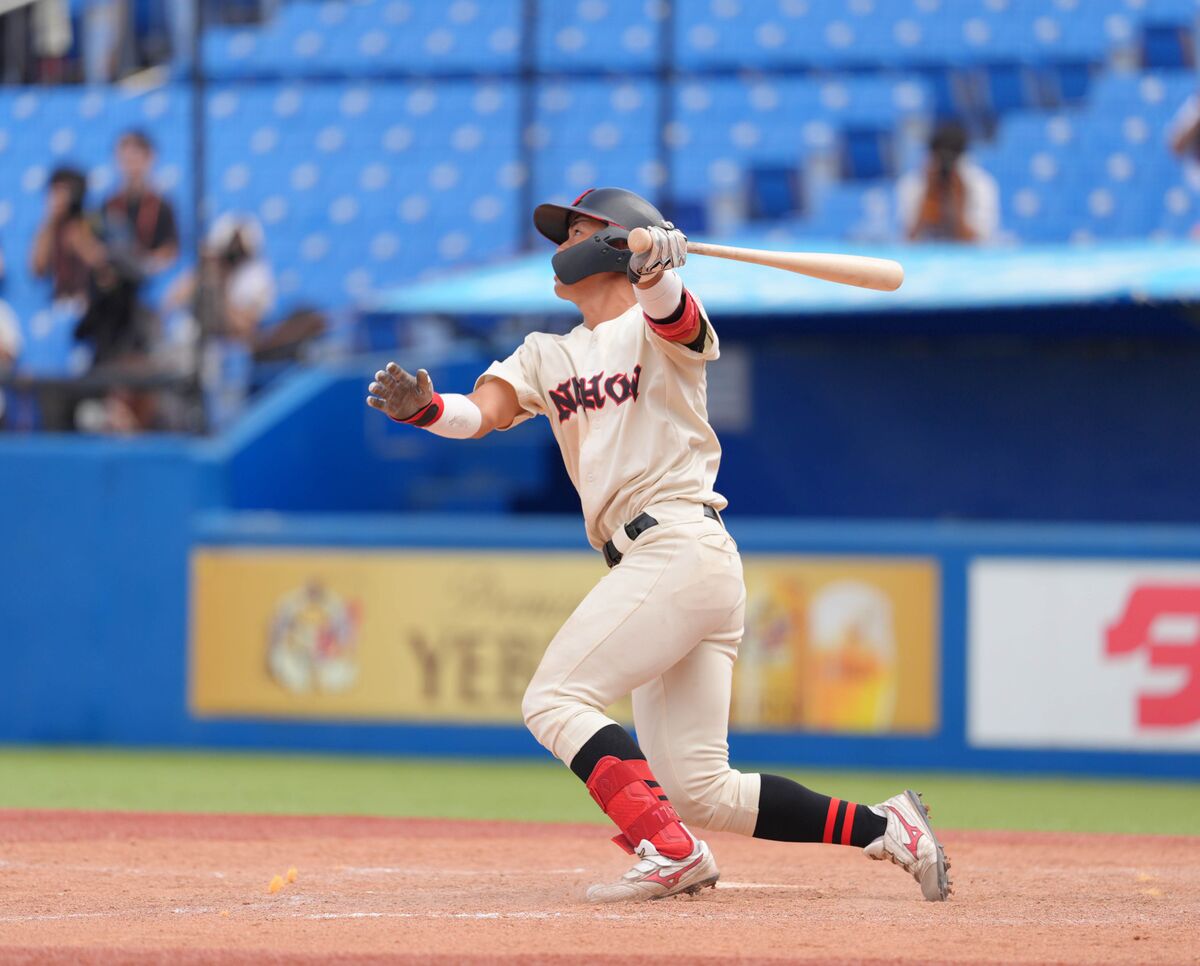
left=0, top=747, right=1195, bottom=836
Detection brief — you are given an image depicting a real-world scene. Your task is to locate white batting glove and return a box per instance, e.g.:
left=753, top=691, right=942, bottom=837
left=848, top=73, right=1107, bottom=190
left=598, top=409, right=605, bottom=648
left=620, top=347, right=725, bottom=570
left=628, top=223, right=687, bottom=281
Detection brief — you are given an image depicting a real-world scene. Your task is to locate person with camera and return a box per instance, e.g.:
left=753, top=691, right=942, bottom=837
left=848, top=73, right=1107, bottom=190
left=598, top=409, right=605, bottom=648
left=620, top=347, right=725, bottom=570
left=897, top=120, right=999, bottom=243
left=163, top=213, right=276, bottom=430
left=29, top=166, right=95, bottom=304
left=73, top=129, right=179, bottom=367
left=60, top=131, right=180, bottom=431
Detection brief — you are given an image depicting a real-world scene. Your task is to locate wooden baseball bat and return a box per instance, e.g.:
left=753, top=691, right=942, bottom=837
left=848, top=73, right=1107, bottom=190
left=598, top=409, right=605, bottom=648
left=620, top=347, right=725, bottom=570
left=627, top=227, right=904, bottom=292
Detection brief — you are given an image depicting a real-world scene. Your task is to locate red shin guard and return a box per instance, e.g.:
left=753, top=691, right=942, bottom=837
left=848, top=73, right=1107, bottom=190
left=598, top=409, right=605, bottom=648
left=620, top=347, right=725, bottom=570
left=584, top=756, right=693, bottom=860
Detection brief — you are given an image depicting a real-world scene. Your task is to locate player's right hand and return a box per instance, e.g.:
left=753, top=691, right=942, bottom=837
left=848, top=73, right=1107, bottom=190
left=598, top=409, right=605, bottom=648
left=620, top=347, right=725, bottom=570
left=366, top=362, right=434, bottom=421
left=628, top=223, right=687, bottom=282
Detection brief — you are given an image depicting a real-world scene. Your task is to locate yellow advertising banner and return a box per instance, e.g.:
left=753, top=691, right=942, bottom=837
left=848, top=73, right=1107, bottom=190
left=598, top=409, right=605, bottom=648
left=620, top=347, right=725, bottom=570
left=735, top=557, right=938, bottom=733
left=190, top=549, right=938, bottom=733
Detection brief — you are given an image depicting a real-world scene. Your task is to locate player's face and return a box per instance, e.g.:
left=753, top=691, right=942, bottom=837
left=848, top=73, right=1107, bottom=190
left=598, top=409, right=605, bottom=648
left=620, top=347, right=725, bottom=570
left=558, top=214, right=606, bottom=253
left=553, top=215, right=610, bottom=299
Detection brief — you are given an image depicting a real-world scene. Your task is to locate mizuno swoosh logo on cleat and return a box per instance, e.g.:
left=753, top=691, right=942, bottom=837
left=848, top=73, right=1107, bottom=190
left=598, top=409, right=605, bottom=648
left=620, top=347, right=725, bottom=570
left=886, top=806, right=924, bottom=859
left=643, top=854, right=705, bottom=889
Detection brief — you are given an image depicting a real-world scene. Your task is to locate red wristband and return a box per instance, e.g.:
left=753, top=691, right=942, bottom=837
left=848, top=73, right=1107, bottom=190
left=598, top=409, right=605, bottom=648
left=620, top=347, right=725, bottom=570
left=645, top=290, right=699, bottom=341
left=395, top=392, right=444, bottom=428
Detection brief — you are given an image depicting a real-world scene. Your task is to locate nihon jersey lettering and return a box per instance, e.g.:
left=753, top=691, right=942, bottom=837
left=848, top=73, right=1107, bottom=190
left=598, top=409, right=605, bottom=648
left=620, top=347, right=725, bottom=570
left=549, top=366, right=642, bottom=422
left=476, top=298, right=727, bottom=551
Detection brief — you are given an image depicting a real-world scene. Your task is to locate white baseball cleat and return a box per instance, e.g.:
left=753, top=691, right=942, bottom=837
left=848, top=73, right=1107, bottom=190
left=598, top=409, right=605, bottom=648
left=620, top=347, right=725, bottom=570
left=586, top=831, right=719, bottom=904
left=864, top=789, right=953, bottom=901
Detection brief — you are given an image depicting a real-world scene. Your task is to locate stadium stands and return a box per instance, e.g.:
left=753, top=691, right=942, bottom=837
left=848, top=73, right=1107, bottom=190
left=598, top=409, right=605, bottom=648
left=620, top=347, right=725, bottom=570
left=0, top=85, right=191, bottom=373
left=1, top=0, right=1198, bottom=377
left=203, top=0, right=524, bottom=77
left=206, top=79, right=523, bottom=306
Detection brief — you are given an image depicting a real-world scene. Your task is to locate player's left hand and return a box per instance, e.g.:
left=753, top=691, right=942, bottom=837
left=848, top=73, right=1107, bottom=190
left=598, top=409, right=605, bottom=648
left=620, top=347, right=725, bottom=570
left=628, top=223, right=686, bottom=282
left=366, top=361, right=433, bottom=421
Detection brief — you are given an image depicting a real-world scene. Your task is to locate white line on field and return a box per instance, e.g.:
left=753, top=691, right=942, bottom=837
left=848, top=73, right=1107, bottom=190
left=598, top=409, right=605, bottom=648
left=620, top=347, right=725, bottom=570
left=305, top=911, right=557, bottom=921
left=1, top=860, right=600, bottom=880
left=337, top=866, right=589, bottom=876
left=0, top=911, right=116, bottom=923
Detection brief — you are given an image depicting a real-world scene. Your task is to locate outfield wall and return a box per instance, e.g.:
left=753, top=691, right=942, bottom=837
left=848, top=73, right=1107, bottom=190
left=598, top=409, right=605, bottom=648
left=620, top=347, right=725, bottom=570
left=1, top=435, right=1198, bottom=778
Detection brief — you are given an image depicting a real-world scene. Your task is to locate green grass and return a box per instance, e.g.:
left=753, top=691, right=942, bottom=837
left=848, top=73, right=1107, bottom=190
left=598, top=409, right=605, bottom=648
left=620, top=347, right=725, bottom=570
left=0, top=747, right=1196, bottom=836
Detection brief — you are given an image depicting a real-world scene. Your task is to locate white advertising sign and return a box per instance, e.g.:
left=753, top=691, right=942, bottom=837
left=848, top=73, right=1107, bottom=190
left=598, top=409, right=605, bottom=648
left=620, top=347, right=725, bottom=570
left=968, top=559, right=1200, bottom=751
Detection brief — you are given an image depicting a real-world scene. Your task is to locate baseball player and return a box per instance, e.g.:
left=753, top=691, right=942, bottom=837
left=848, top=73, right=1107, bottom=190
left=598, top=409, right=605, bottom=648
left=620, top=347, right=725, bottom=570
left=367, top=188, right=952, bottom=904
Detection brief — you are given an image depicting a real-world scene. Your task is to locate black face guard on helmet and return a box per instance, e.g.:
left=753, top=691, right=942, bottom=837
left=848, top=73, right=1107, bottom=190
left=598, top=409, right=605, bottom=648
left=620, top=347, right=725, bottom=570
left=533, top=187, right=669, bottom=285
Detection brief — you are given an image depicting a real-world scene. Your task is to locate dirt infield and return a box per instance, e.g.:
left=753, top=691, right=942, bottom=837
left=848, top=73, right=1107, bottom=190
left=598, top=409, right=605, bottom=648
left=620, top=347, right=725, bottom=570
left=0, top=810, right=1195, bottom=964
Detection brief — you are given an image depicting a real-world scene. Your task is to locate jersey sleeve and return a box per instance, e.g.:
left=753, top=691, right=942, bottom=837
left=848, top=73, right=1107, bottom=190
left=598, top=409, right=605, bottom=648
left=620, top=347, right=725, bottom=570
left=474, top=334, right=547, bottom=430
left=644, top=291, right=720, bottom=364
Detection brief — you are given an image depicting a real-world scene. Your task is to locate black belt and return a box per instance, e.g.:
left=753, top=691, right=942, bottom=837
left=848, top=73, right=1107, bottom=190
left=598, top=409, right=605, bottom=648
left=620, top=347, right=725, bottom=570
left=603, top=504, right=721, bottom=568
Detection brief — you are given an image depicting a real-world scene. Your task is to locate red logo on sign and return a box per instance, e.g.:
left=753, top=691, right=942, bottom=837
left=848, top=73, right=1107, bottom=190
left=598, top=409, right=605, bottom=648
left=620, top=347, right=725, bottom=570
left=1105, top=585, right=1200, bottom=728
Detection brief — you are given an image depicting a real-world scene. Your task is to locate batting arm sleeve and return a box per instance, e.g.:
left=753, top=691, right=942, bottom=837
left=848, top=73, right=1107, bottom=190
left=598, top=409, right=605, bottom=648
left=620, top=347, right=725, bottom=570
left=473, top=334, right=547, bottom=430
left=641, top=285, right=720, bottom=363
left=396, top=392, right=483, bottom=439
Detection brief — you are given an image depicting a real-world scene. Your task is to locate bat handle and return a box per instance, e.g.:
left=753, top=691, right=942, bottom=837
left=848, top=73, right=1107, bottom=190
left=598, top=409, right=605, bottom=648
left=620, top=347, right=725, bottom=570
left=627, top=226, right=652, bottom=254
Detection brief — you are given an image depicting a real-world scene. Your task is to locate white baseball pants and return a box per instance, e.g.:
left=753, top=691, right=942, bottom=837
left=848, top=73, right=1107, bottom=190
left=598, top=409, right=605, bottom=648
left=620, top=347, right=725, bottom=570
left=521, top=502, right=762, bottom=837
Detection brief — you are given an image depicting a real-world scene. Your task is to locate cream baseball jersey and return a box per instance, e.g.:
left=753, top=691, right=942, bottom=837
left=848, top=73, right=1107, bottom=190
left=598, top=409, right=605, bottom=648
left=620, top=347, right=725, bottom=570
left=475, top=294, right=727, bottom=550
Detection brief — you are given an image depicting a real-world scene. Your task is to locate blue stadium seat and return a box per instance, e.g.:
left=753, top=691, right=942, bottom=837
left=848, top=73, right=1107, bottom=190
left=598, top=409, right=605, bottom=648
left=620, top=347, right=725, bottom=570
left=203, top=0, right=523, bottom=78
left=1044, top=61, right=1094, bottom=106
left=666, top=74, right=931, bottom=217
left=206, top=80, right=522, bottom=306
left=746, top=165, right=803, bottom=221
left=673, top=0, right=1125, bottom=72
left=789, top=178, right=896, bottom=242
left=982, top=63, right=1039, bottom=114
left=1141, top=23, right=1194, bottom=68
left=840, top=127, right=893, bottom=181
left=531, top=79, right=661, bottom=209
left=536, top=0, right=664, bottom=71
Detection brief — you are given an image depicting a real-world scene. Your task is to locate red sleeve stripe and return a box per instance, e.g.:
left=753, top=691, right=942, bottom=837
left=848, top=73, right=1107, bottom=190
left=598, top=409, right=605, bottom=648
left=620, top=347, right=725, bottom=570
left=840, top=802, right=858, bottom=845
left=645, top=289, right=699, bottom=342
left=822, top=798, right=841, bottom=844
left=397, top=392, right=444, bottom=428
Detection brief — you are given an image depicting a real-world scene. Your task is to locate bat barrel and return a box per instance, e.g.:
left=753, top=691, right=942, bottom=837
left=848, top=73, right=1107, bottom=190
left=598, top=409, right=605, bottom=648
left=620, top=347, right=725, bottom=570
left=627, top=227, right=903, bottom=292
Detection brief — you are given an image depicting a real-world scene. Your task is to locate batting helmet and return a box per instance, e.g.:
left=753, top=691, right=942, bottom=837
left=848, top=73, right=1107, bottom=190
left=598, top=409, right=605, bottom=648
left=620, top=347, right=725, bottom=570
left=533, top=187, right=670, bottom=285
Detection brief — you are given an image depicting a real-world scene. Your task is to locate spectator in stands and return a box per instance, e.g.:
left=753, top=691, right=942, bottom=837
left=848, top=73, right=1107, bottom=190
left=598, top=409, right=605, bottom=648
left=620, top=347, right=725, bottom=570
left=1169, top=89, right=1200, bottom=221
left=29, top=166, right=94, bottom=304
left=0, top=299, right=19, bottom=429
left=63, top=129, right=178, bottom=363
left=897, top=121, right=999, bottom=243
left=101, top=129, right=179, bottom=276
left=54, top=129, right=180, bottom=431
left=1170, top=88, right=1200, bottom=158
left=165, top=213, right=276, bottom=429
left=165, top=0, right=196, bottom=74
left=31, top=0, right=72, bottom=83
left=82, top=0, right=134, bottom=83
left=1167, top=92, right=1200, bottom=237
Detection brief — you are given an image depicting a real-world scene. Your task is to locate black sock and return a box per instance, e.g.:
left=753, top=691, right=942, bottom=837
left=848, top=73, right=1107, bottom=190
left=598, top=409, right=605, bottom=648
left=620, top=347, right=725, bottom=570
left=569, top=723, right=645, bottom=782
left=754, top=774, right=886, bottom=847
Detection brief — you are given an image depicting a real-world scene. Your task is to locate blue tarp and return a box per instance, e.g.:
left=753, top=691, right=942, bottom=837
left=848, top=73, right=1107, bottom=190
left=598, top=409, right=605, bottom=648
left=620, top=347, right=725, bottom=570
left=367, top=237, right=1200, bottom=317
